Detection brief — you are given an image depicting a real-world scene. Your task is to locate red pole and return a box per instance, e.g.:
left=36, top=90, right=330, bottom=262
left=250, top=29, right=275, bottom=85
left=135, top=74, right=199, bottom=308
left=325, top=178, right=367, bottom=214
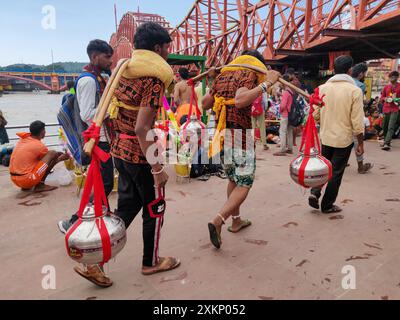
left=185, top=22, right=189, bottom=55
left=358, top=0, right=367, bottom=25
left=223, top=0, right=228, bottom=62
left=304, top=0, right=312, bottom=43
left=317, top=0, right=323, bottom=29
left=196, top=5, right=199, bottom=55
left=208, top=0, right=212, bottom=57
left=243, top=0, right=249, bottom=50
left=268, top=0, right=275, bottom=58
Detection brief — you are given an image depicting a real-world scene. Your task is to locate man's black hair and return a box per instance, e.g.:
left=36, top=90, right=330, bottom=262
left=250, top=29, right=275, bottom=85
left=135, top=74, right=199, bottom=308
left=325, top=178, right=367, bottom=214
left=66, top=80, right=75, bottom=90
left=389, top=71, right=399, bottom=78
left=30, top=121, right=45, bottom=137
left=87, top=39, right=114, bottom=58
left=286, top=68, right=295, bottom=75
left=282, top=73, right=292, bottom=82
left=334, top=55, right=354, bottom=74
left=241, top=49, right=266, bottom=65
left=351, top=63, right=368, bottom=78
left=180, top=115, right=188, bottom=126
left=134, top=22, right=172, bottom=51
left=178, top=67, right=190, bottom=80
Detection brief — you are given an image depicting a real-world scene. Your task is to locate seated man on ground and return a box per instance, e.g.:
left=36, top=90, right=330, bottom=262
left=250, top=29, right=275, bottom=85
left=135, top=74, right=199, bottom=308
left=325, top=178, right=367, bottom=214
left=9, top=121, right=70, bottom=192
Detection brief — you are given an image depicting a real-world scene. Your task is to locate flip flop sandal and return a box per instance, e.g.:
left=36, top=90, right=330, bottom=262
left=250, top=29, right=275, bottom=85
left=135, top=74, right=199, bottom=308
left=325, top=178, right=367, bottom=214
left=208, top=214, right=225, bottom=249
left=322, top=205, right=343, bottom=214
left=228, top=219, right=252, bottom=233
left=197, top=174, right=211, bottom=181
left=217, top=171, right=228, bottom=179
left=358, top=163, right=373, bottom=174
left=208, top=223, right=222, bottom=249
left=73, top=266, right=113, bottom=288
left=308, top=195, right=320, bottom=209
left=142, top=257, right=181, bottom=276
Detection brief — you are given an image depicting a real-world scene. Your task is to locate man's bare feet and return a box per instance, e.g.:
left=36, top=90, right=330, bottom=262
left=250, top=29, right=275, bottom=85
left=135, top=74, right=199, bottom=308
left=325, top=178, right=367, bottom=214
left=16, top=189, right=34, bottom=200
left=34, top=183, right=58, bottom=193
left=57, top=153, right=70, bottom=162
left=228, top=217, right=252, bottom=233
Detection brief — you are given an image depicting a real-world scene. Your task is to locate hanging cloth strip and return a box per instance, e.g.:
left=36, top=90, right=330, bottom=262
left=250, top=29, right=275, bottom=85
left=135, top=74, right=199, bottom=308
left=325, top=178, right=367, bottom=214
left=183, top=79, right=203, bottom=123
left=65, top=123, right=112, bottom=265
left=208, top=96, right=235, bottom=159
left=181, top=79, right=206, bottom=138
left=207, top=55, right=268, bottom=159
left=295, top=88, right=332, bottom=188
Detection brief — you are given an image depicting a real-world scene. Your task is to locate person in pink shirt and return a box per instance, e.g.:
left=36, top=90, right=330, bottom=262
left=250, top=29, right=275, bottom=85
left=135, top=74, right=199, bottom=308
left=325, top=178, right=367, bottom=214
left=274, top=74, right=294, bottom=156
left=381, top=71, right=400, bottom=151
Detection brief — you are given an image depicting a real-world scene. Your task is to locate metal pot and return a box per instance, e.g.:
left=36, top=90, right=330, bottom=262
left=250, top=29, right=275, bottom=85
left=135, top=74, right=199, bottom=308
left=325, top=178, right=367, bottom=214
left=180, top=115, right=205, bottom=140
left=66, top=205, right=127, bottom=265
left=290, top=148, right=331, bottom=188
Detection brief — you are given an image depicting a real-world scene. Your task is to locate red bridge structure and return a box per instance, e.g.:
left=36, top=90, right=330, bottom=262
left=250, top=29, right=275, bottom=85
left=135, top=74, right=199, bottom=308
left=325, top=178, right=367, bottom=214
left=170, top=0, right=400, bottom=71
left=0, top=71, right=79, bottom=92
left=111, top=1, right=400, bottom=74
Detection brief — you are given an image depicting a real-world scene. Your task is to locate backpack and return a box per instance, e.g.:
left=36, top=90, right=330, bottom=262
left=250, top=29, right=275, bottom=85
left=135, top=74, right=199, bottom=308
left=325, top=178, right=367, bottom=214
left=288, top=92, right=305, bottom=127
left=190, top=147, right=222, bottom=178
left=251, top=96, right=264, bottom=117
left=57, top=73, right=100, bottom=166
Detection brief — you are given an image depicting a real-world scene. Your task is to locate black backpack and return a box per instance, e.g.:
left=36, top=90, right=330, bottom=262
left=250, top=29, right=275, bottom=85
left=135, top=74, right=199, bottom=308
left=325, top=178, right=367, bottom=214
left=288, top=92, right=305, bottom=127
left=190, top=147, right=222, bottom=178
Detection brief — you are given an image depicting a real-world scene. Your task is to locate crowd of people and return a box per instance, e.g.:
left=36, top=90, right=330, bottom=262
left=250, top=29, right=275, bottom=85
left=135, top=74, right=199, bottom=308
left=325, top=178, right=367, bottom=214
left=3, top=20, right=399, bottom=289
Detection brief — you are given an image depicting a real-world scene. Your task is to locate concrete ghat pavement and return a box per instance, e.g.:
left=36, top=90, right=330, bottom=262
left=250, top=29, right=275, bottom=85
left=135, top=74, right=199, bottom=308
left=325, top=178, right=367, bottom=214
left=0, top=140, right=399, bottom=300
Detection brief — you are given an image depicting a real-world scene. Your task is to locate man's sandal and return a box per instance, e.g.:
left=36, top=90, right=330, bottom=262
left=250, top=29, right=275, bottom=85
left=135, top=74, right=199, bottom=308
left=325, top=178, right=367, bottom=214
left=358, top=163, right=373, bottom=174
left=142, top=257, right=181, bottom=276
left=74, top=265, right=113, bottom=288
left=228, top=216, right=252, bottom=233
left=208, top=214, right=225, bottom=249
left=322, top=205, right=343, bottom=214
left=308, top=195, right=320, bottom=209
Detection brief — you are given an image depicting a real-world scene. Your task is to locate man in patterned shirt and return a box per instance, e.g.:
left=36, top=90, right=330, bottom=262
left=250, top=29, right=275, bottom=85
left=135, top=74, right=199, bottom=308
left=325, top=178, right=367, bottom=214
left=202, top=50, right=280, bottom=249
left=73, top=23, right=180, bottom=288
left=110, top=23, right=180, bottom=277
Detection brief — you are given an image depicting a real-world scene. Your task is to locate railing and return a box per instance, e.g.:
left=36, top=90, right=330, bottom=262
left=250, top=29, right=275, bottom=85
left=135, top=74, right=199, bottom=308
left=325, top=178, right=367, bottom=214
left=5, top=123, right=61, bottom=148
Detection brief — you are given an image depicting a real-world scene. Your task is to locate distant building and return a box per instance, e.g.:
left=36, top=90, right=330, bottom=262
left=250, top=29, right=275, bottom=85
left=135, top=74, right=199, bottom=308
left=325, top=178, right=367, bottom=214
left=109, top=10, right=172, bottom=68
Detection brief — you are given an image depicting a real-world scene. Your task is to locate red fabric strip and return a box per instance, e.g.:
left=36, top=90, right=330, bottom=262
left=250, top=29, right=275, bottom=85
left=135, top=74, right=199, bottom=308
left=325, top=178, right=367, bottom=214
left=68, top=123, right=113, bottom=264
left=298, top=155, right=310, bottom=188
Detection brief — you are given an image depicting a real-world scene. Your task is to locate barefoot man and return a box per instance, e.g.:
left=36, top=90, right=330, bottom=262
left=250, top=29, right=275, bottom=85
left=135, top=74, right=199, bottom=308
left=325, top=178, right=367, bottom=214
left=9, top=121, right=69, bottom=192
left=202, top=50, right=280, bottom=249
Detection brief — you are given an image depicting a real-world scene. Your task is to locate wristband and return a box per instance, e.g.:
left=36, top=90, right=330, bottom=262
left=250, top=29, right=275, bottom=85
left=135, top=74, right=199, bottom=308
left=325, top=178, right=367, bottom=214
left=259, top=83, right=268, bottom=93
left=151, top=166, right=165, bottom=175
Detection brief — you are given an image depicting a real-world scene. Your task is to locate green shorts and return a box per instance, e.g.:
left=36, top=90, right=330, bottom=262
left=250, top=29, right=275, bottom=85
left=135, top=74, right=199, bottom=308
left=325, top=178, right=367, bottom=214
left=222, top=149, right=256, bottom=188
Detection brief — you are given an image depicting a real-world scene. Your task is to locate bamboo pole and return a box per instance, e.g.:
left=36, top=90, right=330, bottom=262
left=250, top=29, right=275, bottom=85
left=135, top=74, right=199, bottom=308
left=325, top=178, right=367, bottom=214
left=191, top=63, right=311, bottom=100
left=83, top=58, right=130, bottom=156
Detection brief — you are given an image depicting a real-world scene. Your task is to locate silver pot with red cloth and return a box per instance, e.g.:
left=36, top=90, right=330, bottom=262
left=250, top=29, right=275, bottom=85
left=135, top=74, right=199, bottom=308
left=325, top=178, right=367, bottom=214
left=66, top=204, right=127, bottom=265
left=290, top=148, right=332, bottom=188
left=180, top=79, right=206, bottom=144
left=289, top=89, right=332, bottom=188
left=181, top=115, right=206, bottom=140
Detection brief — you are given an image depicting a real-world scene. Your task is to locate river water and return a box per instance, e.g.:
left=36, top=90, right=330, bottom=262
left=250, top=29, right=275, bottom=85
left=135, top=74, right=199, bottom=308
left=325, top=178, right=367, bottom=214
left=0, top=91, right=64, bottom=147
